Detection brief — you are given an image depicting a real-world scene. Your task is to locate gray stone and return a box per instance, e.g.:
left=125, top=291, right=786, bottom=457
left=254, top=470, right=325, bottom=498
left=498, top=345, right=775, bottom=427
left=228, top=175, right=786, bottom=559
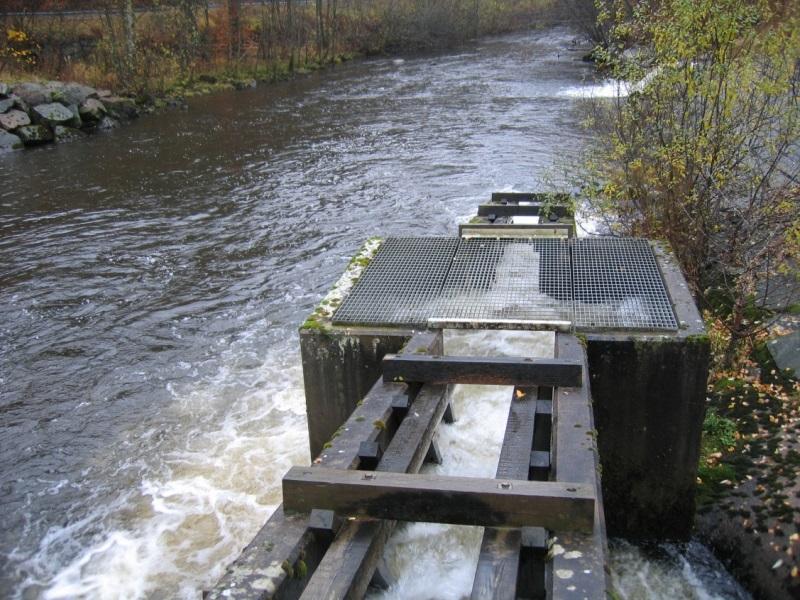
left=12, top=82, right=49, bottom=107
left=0, top=97, right=14, bottom=113
left=16, top=124, right=54, bottom=145
left=60, top=83, right=96, bottom=106
left=66, top=104, right=82, bottom=129
left=96, top=116, right=119, bottom=130
left=32, top=102, right=78, bottom=127
left=10, top=94, right=28, bottom=113
left=96, top=89, right=112, bottom=99
left=233, top=79, right=257, bottom=90
left=53, top=125, right=85, bottom=142
left=0, top=129, right=23, bottom=152
left=0, top=109, right=31, bottom=131
left=102, top=96, right=139, bottom=120
left=767, top=330, right=800, bottom=376
left=79, top=98, right=106, bottom=122
left=0, top=82, right=9, bottom=96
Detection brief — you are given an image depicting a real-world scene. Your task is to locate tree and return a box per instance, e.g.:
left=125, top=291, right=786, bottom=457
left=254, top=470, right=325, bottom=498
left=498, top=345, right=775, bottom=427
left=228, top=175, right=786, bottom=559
left=580, top=0, right=800, bottom=364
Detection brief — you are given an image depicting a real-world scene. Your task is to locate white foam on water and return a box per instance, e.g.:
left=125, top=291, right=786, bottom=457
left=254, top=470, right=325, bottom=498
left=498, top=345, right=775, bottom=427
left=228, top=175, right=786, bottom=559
left=609, top=539, right=752, bottom=600
left=371, top=329, right=555, bottom=600
left=558, top=80, right=630, bottom=98
left=27, top=329, right=310, bottom=600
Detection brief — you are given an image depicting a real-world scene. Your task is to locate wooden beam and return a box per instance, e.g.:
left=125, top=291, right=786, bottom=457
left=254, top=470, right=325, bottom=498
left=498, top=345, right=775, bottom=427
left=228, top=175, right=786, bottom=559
left=299, top=383, right=450, bottom=600
left=383, top=354, right=583, bottom=388
left=490, top=192, right=572, bottom=204
left=472, top=386, right=538, bottom=599
left=208, top=333, right=440, bottom=600
left=549, top=333, right=608, bottom=599
left=283, top=467, right=594, bottom=532
left=477, top=203, right=572, bottom=218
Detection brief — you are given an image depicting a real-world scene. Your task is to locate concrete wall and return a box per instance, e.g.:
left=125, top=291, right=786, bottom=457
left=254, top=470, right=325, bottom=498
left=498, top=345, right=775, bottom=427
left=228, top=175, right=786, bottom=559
left=300, top=327, right=411, bottom=457
left=585, top=243, right=709, bottom=539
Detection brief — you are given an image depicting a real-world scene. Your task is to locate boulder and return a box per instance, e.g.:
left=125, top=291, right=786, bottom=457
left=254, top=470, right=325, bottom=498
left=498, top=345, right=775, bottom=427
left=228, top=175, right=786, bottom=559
left=61, top=83, right=96, bottom=106
left=102, top=96, right=139, bottom=120
left=16, top=124, right=54, bottom=145
left=10, top=94, right=28, bottom=113
left=233, top=79, right=257, bottom=90
left=0, top=82, right=9, bottom=96
left=0, top=129, right=23, bottom=152
left=96, top=116, right=119, bottom=130
left=66, top=104, right=83, bottom=129
left=79, top=98, right=106, bottom=122
left=96, top=89, right=112, bottom=99
left=53, top=125, right=85, bottom=142
left=32, top=102, right=79, bottom=127
left=0, top=97, right=14, bottom=113
left=0, top=109, right=31, bottom=131
left=12, top=82, right=49, bottom=107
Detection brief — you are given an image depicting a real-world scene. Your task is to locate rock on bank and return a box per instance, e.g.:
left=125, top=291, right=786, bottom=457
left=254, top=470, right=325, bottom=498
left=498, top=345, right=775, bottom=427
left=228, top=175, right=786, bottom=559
left=0, top=80, right=140, bottom=152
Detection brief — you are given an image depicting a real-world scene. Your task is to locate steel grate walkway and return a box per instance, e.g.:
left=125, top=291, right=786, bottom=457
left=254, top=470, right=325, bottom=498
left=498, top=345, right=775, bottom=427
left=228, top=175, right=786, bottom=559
left=332, top=237, right=678, bottom=331
left=434, top=238, right=572, bottom=325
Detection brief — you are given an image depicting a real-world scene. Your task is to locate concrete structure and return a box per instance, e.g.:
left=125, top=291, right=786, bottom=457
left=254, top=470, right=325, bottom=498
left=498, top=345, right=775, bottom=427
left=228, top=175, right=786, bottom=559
left=300, top=196, right=709, bottom=540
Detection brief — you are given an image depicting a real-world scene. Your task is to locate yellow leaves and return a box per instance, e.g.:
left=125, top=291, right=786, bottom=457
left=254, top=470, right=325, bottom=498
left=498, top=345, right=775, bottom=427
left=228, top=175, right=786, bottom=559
left=3, top=27, right=37, bottom=66
left=6, top=28, right=28, bottom=43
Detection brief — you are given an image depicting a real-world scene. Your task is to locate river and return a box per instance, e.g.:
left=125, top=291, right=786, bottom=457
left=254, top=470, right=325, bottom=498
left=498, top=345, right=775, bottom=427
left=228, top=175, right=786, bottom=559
left=0, top=28, right=747, bottom=599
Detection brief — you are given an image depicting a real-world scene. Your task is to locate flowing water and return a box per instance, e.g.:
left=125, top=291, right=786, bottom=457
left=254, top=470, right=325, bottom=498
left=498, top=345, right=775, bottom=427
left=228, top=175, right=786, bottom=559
left=0, top=28, right=747, bottom=599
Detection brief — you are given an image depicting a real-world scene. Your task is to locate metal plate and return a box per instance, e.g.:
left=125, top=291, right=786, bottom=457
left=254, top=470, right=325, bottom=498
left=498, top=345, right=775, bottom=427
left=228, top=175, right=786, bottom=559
left=572, top=238, right=678, bottom=330
left=332, top=237, right=678, bottom=331
left=332, top=237, right=458, bottom=327
left=431, top=239, right=572, bottom=326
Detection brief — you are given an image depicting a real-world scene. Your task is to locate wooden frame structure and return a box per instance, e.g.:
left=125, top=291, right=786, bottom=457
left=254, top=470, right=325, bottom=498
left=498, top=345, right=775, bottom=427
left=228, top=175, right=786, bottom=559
left=209, top=330, right=607, bottom=599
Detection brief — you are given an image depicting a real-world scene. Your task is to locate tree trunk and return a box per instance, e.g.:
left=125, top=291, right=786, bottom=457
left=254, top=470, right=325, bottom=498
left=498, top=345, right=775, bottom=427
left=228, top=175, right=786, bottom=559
left=228, top=0, right=241, bottom=60
left=121, top=0, right=135, bottom=72
left=316, top=0, right=324, bottom=61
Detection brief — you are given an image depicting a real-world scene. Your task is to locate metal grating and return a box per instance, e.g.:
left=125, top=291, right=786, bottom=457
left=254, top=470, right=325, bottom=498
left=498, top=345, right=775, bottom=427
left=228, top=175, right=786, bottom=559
left=572, top=238, right=678, bottom=330
left=332, top=236, right=678, bottom=331
left=332, top=237, right=458, bottom=327
left=432, top=239, right=572, bottom=324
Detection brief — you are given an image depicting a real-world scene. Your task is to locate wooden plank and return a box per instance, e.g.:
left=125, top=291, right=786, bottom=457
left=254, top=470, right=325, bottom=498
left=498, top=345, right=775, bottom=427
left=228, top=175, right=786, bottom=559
left=426, top=318, right=572, bottom=333
left=477, top=203, right=572, bottom=218
left=490, top=192, right=572, bottom=204
left=458, top=223, right=574, bottom=239
left=472, top=386, right=538, bottom=599
left=382, top=354, right=583, bottom=388
left=549, top=333, right=608, bottom=599
left=209, top=335, right=441, bottom=600
left=282, top=467, right=594, bottom=532
left=299, top=383, right=450, bottom=600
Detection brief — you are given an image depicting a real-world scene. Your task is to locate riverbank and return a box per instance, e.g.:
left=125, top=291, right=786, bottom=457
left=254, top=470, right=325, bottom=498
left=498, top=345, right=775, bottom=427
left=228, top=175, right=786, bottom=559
left=694, top=319, right=800, bottom=598
left=1, top=0, right=572, bottom=153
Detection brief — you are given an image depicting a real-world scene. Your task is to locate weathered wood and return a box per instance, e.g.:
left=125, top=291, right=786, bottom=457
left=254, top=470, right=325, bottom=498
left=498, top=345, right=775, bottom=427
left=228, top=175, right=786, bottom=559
left=490, top=192, right=572, bottom=204
left=530, top=451, right=551, bottom=480
left=358, top=441, right=382, bottom=470
left=477, top=203, right=572, bottom=218
left=283, top=467, right=594, bottom=532
left=209, top=332, right=439, bottom=600
left=458, top=223, right=574, bottom=239
left=424, top=434, right=443, bottom=465
left=382, top=354, right=583, bottom=388
left=298, top=383, right=450, bottom=600
left=426, top=318, right=572, bottom=332
left=207, top=376, right=411, bottom=600
left=549, top=333, right=608, bottom=599
left=472, top=386, right=538, bottom=600
left=471, top=529, right=524, bottom=600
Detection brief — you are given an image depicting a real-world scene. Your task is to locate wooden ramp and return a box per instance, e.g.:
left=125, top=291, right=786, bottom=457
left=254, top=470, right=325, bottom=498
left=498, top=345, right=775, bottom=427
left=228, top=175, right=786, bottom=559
left=208, top=331, right=607, bottom=600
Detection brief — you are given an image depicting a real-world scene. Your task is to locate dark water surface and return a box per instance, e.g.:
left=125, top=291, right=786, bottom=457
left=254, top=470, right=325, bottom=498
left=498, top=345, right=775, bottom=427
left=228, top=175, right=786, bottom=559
left=0, top=28, right=746, bottom=600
